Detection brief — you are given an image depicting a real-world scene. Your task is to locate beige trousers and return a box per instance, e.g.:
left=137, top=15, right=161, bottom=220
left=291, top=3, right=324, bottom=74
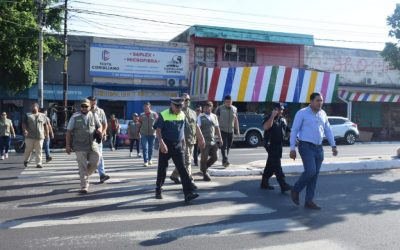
left=75, top=150, right=100, bottom=190
left=24, top=138, right=44, bottom=165
left=171, top=143, right=194, bottom=178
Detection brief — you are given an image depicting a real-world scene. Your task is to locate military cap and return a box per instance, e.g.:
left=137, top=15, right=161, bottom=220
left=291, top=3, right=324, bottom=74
left=80, top=99, right=91, bottom=107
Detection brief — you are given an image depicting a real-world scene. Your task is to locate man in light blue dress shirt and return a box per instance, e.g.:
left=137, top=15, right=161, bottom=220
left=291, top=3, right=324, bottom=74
left=289, top=92, right=338, bottom=210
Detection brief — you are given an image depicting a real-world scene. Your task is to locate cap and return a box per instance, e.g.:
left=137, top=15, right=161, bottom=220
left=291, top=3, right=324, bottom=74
left=273, top=102, right=285, bottom=110
left=80, top=99, right=91, bottom=107
left=170, top=97, right=184, bottom=105
left=132, top=113, right=139, bottom=117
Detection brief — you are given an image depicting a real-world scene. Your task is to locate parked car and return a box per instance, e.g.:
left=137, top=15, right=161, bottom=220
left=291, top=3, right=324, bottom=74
left=328, top=116, right=359, bottom=145
left=234, top=112, right=265, bottom=147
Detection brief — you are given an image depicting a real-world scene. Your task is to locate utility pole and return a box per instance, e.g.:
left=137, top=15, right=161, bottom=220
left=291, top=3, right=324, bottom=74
left=63, top=0, right=68, bottom=127
left=38, top=0, right=44, bottom=108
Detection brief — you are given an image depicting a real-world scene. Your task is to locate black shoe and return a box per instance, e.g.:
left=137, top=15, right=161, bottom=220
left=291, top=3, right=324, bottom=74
left=170, top=176, right=181, bottom=184
left=291, top=190, right=300, bottom=205
left=23, top=161, right=28, bottom=167
left=184, top=192, right=199, bottom=202
left=155, top=189, right=163, bottom=199
left=191, top=182, right=198, bottom=190
left=100, top=174, right=110, bottom=183
left=223, top=161, right=230, bottom=168
left=260, top=182, right=274, bottom=190
left=305, top=201, right=321, bottom=210
left=36, top=164, right=43, bottom=168
left=46, top=157, right=52, bottom=163
left=280, top=184, right=292, bottom=193
left=79, top=189, right=88, bottom=194
left=203, top=172, right=211, bottom=182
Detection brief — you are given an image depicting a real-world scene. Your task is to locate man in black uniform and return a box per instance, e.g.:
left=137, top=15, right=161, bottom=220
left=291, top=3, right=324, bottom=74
left=260, top=102, right=292, bottom=193
left=154, top=97, right=199, bottom=203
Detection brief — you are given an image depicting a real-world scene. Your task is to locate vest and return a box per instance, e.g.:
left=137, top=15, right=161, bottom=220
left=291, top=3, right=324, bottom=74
left=0, top=119, right=13, bottom=137
left=183, top=107, right=197, bottom=145
left=159, top=109, right=185, bottom=143
left=217, top=105, right=237, bottom=133
left=128, top=122, right=140, bottom=139
left=71, top=112, right=97, bottom=152
left=199, top=114, right=217, bottom=146
left=25, top=113, right=46, bottom=140
left=140, top=112, right=157, bottom=136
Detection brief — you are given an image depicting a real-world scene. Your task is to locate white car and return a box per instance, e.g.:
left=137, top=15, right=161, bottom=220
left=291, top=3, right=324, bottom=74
left=328, top=116, right=359, bottom=145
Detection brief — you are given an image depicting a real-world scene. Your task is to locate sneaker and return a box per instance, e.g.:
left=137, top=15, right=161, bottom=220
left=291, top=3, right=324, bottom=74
left=36, top=164, right=43, bottom=168
left=46, top=157, right=52, bottom=163
left=100, top=174, right=110, bottom=183
left=170, top=176, right=181, bottom=184
left=203, top=172, right=211, bottom=182
left=1, top=155, right=4, bottom=160
left=155, top=189, right=163, bottom=199
left=129, top=152, right=133, bottom=157
left=137, top=153, right=142, bottom=158
left=144, top=162, right=149, bottom=167
left=280, top=183, right=292, bottom=193
left=148, top=160, right=153, bottom=165
left=184, top=192, right=199, bottom=203
left=23, top=161, right=28, bottom=167
left=305, top=201, right=321, bottom=210
left=5, top=153, right=8, bottom=159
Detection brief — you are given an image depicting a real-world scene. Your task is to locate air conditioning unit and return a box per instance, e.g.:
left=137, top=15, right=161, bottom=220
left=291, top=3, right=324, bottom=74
left=167, top=78, right=179, bottom=87
left=224, top=43, right=237, bottom=53
left=365, top=77, right=375, bottom=85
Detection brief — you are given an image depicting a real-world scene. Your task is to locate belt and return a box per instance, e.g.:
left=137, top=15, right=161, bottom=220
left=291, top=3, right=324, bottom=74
left=299, top=140, right=322, bottom=147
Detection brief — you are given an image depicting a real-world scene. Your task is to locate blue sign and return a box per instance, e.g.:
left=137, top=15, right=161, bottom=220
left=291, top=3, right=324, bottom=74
left=29, top=84, right=92, bottom=101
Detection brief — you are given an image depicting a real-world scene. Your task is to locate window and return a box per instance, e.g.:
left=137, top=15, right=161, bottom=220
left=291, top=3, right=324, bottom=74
left=195, top=46, right=216, bottom=65
left=224, top=47, right=256, bottom=63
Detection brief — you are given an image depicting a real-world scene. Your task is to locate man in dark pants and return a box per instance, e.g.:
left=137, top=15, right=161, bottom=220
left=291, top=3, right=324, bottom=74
left=154, top=97, right=199, bottom=203
left=260, top=103, right=292, bottom=193
left=215, top=95, right=239, bottom=168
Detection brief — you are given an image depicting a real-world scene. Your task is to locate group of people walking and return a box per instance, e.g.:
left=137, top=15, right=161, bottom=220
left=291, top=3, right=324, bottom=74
left=4, top=91, right=338, bottom=208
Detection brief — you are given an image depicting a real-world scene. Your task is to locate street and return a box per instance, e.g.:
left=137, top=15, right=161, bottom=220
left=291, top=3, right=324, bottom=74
left=1, top=143, right=400, bottom=249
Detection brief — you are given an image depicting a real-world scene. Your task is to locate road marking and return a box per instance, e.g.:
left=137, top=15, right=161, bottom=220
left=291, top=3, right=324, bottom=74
left=26, top=219, right=307, bottom=247
left=250, top=239, right=347, bottom=250
left=0, top=203, right=274, bottom=229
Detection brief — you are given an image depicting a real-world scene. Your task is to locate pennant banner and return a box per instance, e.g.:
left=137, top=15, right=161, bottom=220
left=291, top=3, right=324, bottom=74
left=190, top=66, right=338, bottom=103
left=339, top=90, right=400, bottom=102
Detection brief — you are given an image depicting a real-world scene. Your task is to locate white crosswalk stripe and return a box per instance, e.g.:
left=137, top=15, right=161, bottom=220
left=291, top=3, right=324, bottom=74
left=1, top=149, right=309, bottom=247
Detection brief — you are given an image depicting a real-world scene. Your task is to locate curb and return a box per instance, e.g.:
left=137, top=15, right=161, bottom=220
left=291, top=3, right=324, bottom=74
left=208, top=159, right=400, bottom=176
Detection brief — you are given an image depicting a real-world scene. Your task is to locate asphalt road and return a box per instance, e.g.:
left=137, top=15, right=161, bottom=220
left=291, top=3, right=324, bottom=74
left=1, top=143, right=400, bottom=249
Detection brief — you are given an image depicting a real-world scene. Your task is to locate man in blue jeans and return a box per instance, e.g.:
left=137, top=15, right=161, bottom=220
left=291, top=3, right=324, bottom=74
left=138, top=102, right=158, bottom=167
left=289, top=92, right=338, bottom=210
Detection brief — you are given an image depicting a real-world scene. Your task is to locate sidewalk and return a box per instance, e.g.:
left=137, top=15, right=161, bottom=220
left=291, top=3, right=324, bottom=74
left=208, top=155, right=400, bottom=176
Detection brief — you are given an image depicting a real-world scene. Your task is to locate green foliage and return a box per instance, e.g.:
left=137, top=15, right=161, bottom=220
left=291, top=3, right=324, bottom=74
left=382, top=4, right=400, bottom=70
left=0, top=0, right=63, bottom=91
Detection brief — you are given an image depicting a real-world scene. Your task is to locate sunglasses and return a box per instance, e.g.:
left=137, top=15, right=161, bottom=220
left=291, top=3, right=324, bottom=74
left=81, top=105, right=89, bottom=108
left=184, top=99, right=190, bottom=102
left=173, top=104, right=183, bottom=108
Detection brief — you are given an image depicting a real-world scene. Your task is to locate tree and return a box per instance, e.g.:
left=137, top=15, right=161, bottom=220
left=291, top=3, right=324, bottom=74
left=382, top=4, right=400, bottom=70
left=0, top=0, right=63, bottom=91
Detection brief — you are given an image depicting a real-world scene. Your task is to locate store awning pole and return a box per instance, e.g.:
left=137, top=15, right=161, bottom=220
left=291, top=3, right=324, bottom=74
left=338, top=96, right=352, bottom=120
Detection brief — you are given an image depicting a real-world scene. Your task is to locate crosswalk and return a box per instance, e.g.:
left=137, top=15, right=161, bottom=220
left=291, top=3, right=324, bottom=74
left=0, top=149, right=317, bottom=249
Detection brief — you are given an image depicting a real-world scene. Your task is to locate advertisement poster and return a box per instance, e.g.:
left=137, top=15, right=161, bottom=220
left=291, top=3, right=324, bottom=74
left=90, top=43, right=187, bottom=79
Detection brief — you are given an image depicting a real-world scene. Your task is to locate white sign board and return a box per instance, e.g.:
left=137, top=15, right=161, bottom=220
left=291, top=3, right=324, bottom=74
left=90, top=43, right=187, bottom=79
left=93, top=88, right=179, bottom=101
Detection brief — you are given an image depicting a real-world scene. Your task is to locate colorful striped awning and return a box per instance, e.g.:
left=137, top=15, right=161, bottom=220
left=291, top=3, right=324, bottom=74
left=339, top=90, right=400, bottom=102
left=190, top=66, right=338, bottom=103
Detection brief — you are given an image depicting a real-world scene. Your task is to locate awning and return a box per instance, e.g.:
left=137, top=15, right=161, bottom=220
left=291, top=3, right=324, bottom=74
left=190, top=66, right=338, bottom=103
left=338, top=89, right=400, bottom=102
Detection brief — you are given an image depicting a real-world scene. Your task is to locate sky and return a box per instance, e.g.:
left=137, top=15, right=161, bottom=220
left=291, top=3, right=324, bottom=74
left=65, top=0, right=400, bottom=51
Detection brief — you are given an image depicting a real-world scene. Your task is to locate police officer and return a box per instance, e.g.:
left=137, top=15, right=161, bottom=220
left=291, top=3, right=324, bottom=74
left=66, top=99, right=102, bottom=194
left=170, top=93, right=205, bottom=185
left=260, top=102, right=292, bottom=193
left=154, top=97, right=199, bottom=203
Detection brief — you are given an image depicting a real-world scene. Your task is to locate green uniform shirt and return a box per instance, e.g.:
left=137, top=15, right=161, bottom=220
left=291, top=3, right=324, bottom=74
left=24, top=113, right=47, bottom=140
left=0, top=119, right=13, bottom=137
left=183, top=107, right=198, bottom=145
left=216, top=105, right=237, bottom=133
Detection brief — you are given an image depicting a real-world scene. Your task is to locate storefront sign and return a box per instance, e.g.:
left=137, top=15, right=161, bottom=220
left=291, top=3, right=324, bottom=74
left=90, top=43, right=187, bottom=79
left=29, top=84, right=92, bottom=100
left=93, top=88, right=179, bottom=101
